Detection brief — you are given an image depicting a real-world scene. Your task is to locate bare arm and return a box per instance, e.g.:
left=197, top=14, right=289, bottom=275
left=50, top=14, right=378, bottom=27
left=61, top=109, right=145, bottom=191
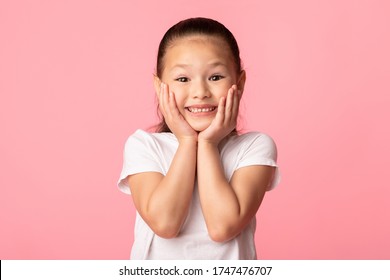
left=128, top=138, right=197, bottom=238
left=197, top=85, right=275, bottom=242
left=197, top=141, right=275, bottom=242
left=128, top=82, right=198, bottom=238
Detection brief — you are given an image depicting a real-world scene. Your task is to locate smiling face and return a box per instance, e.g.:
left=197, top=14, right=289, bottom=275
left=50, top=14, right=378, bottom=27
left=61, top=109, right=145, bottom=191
left=156, top=35, right=245, bottom=132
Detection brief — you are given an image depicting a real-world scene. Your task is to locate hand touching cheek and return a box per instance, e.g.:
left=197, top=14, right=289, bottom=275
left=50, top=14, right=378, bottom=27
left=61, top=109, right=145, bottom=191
left=158, top=83, right=198, bottom=143
left=198, top=85, right=241, bottom=145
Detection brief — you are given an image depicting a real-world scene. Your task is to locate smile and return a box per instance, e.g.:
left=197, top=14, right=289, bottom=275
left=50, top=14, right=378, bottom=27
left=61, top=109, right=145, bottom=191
left=186, top=107, right=217, bottom=113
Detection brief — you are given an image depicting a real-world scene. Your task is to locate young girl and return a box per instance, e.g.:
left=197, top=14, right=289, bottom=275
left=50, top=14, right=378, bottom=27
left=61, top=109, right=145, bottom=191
left=118, top=17, right=280, bottom=260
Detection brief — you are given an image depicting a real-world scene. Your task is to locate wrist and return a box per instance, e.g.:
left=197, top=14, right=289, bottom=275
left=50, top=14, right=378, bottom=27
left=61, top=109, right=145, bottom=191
left=177, top=136, right=198, bottom=146
left=197, top=138, right=219, bottom=149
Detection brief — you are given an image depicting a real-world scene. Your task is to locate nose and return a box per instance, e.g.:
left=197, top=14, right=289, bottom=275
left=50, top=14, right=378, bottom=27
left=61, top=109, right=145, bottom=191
left=191, top=80, right=211, bottom=99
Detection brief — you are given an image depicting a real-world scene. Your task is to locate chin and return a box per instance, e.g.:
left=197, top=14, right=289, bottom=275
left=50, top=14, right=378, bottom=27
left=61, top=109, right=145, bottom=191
left=190, top=122, right=211, bottom=132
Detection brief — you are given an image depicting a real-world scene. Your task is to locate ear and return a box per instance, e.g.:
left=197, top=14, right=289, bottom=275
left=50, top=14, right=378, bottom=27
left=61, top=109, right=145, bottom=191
left=237, top=70, right=246, bottom=98
left=153, top=74, right=162, bottom=95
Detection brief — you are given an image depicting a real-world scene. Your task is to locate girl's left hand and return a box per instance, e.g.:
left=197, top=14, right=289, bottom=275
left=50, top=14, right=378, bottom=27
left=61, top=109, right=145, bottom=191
left=198, top=85, right=241, bottom=145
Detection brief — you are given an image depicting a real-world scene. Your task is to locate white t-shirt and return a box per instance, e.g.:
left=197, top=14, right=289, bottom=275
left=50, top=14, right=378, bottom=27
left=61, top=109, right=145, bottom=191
left=118, top=129, right=280, bottom=259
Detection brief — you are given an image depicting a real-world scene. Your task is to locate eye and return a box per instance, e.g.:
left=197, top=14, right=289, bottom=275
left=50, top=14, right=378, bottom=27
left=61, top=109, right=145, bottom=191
left=175, top=77, right=189, bottom=83
left=209, top=75, right=224, bottom=81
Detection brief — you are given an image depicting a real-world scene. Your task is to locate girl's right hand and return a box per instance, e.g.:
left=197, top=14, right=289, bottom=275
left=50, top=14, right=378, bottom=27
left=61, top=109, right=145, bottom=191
left=158, top=83, right=198, bottom=143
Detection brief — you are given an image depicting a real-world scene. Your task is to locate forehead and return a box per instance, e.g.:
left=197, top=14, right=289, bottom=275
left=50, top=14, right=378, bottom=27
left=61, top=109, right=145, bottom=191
left=164, top=35, right=233, bottom=65
left=170, top=34, right=228, bottom=48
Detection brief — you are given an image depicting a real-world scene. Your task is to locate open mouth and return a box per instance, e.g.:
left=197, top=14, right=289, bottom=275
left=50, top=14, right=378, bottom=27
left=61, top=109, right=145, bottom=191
left=186, top=107, right=217, bottom=113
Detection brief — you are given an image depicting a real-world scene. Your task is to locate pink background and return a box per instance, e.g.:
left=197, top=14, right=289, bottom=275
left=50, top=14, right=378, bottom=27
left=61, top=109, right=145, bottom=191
left=1, top=0, right=389, bottom=259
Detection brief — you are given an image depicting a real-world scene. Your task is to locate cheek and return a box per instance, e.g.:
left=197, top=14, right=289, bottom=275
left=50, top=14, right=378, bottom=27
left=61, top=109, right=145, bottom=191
left=212, top=84, right=231, bottom=98
left=170, top=87, right=186, bottom=107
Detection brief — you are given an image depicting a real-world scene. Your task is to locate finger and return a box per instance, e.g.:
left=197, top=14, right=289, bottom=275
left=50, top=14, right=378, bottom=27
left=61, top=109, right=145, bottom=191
left=231, top=86, right=240, bottom=122
left=158, top=83, right=166, bottom=116
left=162, top=83, right=171, bottom=118
left=215, top=96, right=226, bottom=124
left=224, top=86, right=234, bottom=123
left=168, top=91, right=181, bottom=118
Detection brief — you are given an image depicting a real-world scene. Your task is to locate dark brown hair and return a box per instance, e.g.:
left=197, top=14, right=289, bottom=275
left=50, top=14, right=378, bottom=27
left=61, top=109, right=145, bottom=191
left=154, top=17, right=243, bottom=133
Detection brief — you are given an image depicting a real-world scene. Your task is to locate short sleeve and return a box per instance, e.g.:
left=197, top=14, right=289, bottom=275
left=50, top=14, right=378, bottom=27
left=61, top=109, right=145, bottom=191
left=236, top=133, right=281, bottom=191
left=117, top=130, right=165, bottom=195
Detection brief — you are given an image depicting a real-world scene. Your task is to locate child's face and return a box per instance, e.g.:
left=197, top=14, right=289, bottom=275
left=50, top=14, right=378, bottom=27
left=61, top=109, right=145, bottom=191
left=159, top=35, right=245, bottom=132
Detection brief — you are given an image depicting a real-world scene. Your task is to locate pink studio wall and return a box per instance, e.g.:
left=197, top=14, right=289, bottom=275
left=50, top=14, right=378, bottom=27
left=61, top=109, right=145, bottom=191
left=1, top=0, right=389, bottom=259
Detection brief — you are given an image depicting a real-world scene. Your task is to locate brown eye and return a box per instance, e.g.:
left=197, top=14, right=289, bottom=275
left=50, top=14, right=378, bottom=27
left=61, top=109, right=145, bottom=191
left=176, top=77, right=189, bottom=82
left=209, top=75, right=224, bottom=81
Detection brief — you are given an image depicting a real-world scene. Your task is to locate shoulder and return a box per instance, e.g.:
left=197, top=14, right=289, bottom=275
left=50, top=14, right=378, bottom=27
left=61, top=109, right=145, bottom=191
left=125, top=129, right=162, bottom=143
left=124, top=129, right=176, bottom=149
left=227, top=131, right=277, bottom=154
left=236, top=131, right=276, bottom=144
left=227, top=131, right=280, bottom=191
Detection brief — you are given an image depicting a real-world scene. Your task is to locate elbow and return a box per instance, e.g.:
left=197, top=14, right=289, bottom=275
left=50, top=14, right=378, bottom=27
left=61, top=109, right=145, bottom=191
left=207, top=226, right=236, bottom=243
left=154, top=228, right=179, bottom=239
left=143, top=208, right=184, bottom=239
left=152, top=221, right=181, bottom=239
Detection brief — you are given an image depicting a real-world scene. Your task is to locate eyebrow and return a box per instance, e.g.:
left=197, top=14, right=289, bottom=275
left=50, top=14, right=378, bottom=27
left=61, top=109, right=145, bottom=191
left=170, top=62, right=228, bottom=71
left=207, top=62, right=229, bottom=68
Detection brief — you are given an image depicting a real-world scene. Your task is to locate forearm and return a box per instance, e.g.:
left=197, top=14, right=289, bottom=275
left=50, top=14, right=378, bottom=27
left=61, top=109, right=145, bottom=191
left=147, top=139, right=197, bottom=236
left=197, top=140, right=243, bottom=241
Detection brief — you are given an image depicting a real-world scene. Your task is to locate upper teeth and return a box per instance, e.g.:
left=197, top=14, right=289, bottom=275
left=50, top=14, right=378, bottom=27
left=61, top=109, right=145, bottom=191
left=187, top=107, right=216, bottom=113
